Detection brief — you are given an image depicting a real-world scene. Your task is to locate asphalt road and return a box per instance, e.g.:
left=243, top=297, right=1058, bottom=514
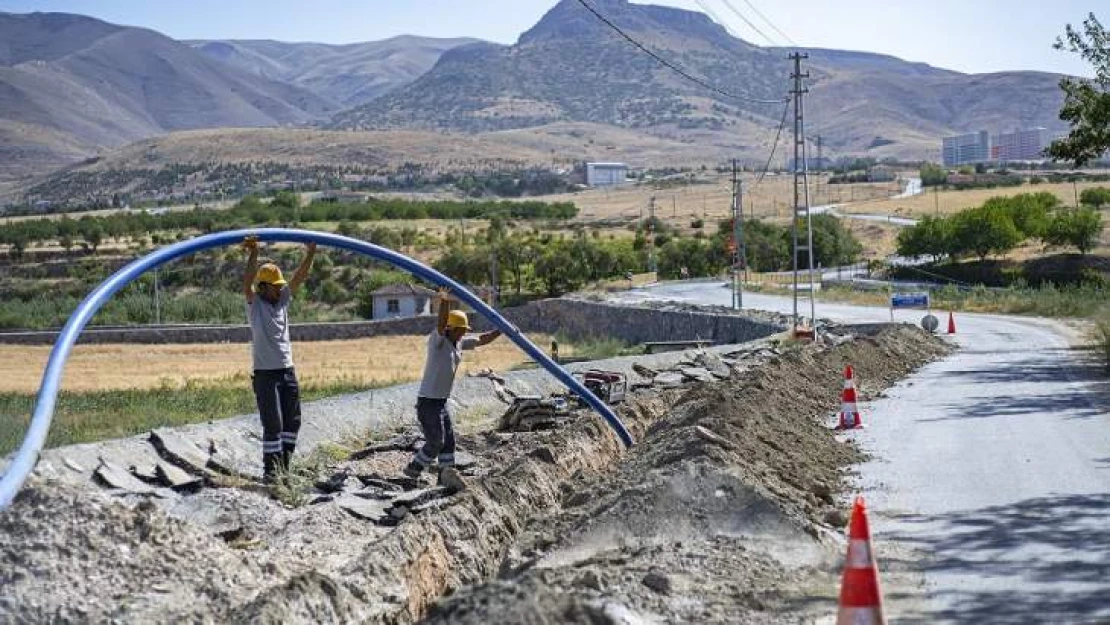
left=609, top=281, right=1110, bottom=624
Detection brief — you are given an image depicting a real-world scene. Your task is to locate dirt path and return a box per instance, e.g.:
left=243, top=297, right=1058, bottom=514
left=0, top=325, right=947, bottom=623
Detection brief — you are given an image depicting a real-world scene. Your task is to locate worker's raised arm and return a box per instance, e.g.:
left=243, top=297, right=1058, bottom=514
left=436, top=289, right=455, bottom=335
left=288, top=242, right=317, bottom=295
left=242, top=236, right=259, bottom=303
left=475, top=329, right=501, bottom=347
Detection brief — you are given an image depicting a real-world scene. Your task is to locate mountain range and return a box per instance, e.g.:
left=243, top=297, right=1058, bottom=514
left=334, top=0, right=1069, bottom=159
left=186, top=36, right=481, bottom=107
left=0, top=0, right=1074, bottom=194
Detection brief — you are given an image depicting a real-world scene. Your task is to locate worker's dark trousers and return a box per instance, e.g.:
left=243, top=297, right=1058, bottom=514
left=252, top=368, right=301, bottom=481
left=412, top=397, right=456, bottom=468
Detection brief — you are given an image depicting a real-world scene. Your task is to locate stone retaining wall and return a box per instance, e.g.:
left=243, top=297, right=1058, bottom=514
left=0, top=299, right=784, bottom=346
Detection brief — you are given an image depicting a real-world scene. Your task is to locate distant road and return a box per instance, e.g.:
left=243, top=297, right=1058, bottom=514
left=811, top=177, right=922, bottom=226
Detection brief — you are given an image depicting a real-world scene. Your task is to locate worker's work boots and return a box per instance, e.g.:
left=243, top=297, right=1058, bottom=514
left=402, top=461, right=425, bottom=480
left=437, top=466, right=467, bottom=493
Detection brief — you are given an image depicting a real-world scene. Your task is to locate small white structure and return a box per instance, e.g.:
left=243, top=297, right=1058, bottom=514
left=586, top=162, right=628, bottom=187
left=370, top=284, right=437, bottom=320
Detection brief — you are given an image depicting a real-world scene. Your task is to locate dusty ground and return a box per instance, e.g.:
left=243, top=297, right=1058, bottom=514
left=0, top=324, right=949, bottom=624
left=0, top=334, right=557, bottom=393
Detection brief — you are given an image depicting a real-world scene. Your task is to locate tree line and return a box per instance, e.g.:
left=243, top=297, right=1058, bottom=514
left=896, top=192, right=1104, bottom=262
left=429, top=214, right=864, bottom=297
left=0, top=194, right=577, bottom=258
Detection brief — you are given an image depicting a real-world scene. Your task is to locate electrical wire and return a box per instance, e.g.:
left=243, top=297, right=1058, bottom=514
left=573, top=0, right=787, bottom=105
left=715, top=0, right=777, bottom=46
left=735, top=0, right=797, bottom=46
left=692, top=0, right=741, bottom=40
left=750, top=99, right=791, bottom=190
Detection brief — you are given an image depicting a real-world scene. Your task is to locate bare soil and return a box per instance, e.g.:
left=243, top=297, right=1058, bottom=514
left=0, top=325, right=949, bottom=624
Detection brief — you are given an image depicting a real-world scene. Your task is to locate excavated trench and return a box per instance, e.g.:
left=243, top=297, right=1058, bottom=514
left=0, top=325, right=949, bottom=623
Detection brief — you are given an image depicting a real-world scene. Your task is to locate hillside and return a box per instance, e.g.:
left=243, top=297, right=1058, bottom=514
left=10, top=123, right=748, bottom=206
left=188, top=36, right=481, bottom=106
left=0, top=12, right=337, bottom=181
left=331, top=0, right=1069, bottom=160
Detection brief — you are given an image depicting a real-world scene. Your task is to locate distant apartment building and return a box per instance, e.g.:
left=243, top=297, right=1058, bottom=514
left=990, top=127, right=1050, bottom=162
left=942, top=127, right=1060, bottom=166
left=942, top=131, right=990, bottom=166
left=585, top=162, right=628, bottom=187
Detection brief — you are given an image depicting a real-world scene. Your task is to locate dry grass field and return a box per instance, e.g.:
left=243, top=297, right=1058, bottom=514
left=551, top=174, right=900, bottom=227
left=0, top=334, right=560, bottom=394
left=847, top=181, right=1108, bottom=218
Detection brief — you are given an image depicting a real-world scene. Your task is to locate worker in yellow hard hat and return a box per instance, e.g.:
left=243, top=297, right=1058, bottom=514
left=403, top=288, right=501, bottom=491
left=242, top=235, right=316, bottom=483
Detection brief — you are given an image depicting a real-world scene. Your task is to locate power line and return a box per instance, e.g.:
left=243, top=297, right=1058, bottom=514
left=573, top=0, right=787, bottom=105
left=715, top=0, right=777, bottom=46
left=751, top=100, right=791, bottom=190
left=692, top=0, right=742, bottom=40
left=735, top=0, right=797, bottom=46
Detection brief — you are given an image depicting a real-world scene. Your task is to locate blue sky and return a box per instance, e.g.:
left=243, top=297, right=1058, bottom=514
left=0, top=0, right=1096, bottom=76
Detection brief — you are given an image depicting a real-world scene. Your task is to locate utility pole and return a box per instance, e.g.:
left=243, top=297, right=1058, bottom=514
left=730, top=159, right=745, bottom=309
left=934, top=185, right=939, bottom=215
left=647, top=195, right=657, bottom=273
left=789, top=51, right=816, bottom=336
left=815, top=134, right=823, bottom=203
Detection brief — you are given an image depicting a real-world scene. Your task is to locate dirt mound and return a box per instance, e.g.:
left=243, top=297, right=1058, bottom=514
left=424, top=326, right=950, bottom=624
left=0, top=484, right=259, bottom=622
left=0, top=325, right=949, bottom=624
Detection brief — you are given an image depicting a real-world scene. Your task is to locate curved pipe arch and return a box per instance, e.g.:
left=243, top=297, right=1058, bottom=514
left=0, top=228, right=633, bottom=510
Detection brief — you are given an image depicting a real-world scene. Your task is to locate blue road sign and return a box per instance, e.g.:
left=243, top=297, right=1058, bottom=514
left=891, top=292, right=930, bottom=309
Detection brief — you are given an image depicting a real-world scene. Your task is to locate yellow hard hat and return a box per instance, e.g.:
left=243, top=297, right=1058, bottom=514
left=256, top=263, right=287, bottom=286
left=446, top=310, right=471, bottom=330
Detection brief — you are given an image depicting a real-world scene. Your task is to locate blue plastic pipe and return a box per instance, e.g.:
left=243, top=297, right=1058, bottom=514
left=0, top=228, right=634, bottom=510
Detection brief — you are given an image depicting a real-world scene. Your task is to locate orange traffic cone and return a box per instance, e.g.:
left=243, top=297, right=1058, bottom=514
left=836, top=496, right=886, bottom=625
left=947, top=311, right=957, bottom=334
left=835, top=365, right=864, bottom=430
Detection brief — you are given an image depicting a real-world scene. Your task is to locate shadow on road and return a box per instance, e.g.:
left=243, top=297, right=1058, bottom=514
left=884, top=493, right=1110, bottom=624
left=916, top=352, right=1110, bottom=422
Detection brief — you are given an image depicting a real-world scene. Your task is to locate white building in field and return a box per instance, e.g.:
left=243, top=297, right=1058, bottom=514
left=369, top=284, right=437, bottom=320
left=585, top=162, right=628, bottom=187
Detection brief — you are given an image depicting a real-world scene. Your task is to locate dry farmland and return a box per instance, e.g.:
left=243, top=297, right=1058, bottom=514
left=0, top=334, right=560, bottom=394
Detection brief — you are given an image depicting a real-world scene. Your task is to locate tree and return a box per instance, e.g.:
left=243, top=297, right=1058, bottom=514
left=810, top=214, right=864, bottom=267
left=657, top=238, right=720, bottom=278
left=1045, top=207, right=1104, bottom=254
left=84, top=225, right=104, bottom=253
left=948, top=206, right=1023, bottom=261
left=733, top=219, right=790, bottom=271
left=984, top=194, right=1054, bottom=239
left=433, top=246, right=490, bottom=285
left=920, top=163, right=948, bottom=187
left=8, top=230, right=28, bottom=259
left=897, top=215, right=951, bottom=262
left=1046, top=13, right=1110, bottom=165
left=1080, top=187, right=1110, bottom=207
left=533, top=241, right=585, bottom=296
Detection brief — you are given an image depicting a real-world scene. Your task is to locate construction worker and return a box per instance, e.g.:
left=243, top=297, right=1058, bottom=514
left=404, top=290, right=501, bottom=490
left=242, top=236, right=316, bottom=483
